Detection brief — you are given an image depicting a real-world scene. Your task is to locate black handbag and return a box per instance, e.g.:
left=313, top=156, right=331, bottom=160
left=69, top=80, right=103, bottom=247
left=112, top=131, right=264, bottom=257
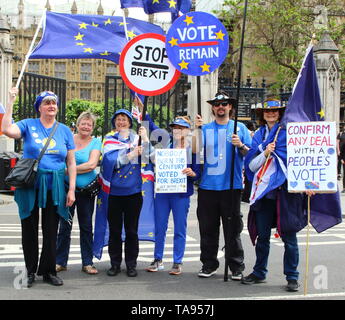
left=77, top=175, right=100, bottom=197
left=5, top=122, right=59, bottom=189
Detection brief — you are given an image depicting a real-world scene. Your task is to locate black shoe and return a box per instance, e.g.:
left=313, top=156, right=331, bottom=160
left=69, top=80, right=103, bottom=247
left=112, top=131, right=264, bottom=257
left=27, top=273, right=35, bottom=288
left=127, top=267, right=138, bottom=277
left=43, top=273, right=63, bottom=286
left=241, top=273, right=266, bottom=285
left=107, top=266, right=121, bottom=276
left=286, top=279, right=300, bottom=292
left=231, top=271, right=243, bottom=281
left=198, top=267, right=217, bottom=278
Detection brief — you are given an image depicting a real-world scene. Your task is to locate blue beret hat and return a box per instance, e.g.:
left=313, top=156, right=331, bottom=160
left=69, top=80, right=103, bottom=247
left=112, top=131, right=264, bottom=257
left=34, top=91, right=59, bottom=112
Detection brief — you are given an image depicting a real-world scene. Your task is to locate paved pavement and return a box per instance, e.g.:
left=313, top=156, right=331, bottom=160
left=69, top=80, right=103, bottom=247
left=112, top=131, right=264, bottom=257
left=0, top=186, right=345, bottom=302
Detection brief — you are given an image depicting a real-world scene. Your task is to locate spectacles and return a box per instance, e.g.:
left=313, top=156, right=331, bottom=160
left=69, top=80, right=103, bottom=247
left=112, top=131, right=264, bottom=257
left=213, top=102, right=228, bottom=107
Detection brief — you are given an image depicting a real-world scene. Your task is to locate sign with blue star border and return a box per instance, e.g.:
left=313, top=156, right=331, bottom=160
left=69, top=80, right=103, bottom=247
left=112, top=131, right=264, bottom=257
left=165, top=11, right=229, bottom=76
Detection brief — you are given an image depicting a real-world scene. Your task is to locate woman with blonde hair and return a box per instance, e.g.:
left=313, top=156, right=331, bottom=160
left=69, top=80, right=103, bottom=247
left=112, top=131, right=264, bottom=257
left=56, top=111, right=101, bottom=275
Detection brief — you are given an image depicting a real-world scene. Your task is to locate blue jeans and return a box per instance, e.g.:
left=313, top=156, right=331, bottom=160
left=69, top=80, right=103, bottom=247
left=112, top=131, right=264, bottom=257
left=154, top=194, right=190, bottom=264
left=253, top=198, right=299, bottom=281
left=56, top=192, right=95, bottom=267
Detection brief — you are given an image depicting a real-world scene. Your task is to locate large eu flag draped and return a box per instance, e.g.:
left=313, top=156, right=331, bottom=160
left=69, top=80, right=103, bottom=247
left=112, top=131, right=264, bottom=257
left=29, top=11, right=165, bottom=64
left=281, top=45, right=342, bottom=233
left=120, top=0, right=191, bottom=19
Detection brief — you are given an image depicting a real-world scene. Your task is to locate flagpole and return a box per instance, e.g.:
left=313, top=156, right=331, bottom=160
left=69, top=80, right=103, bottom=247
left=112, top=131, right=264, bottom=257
left=304, top=195, right=311, bottom=296
left=224, top=0, right=249, bottom=282
left=122, top=9, right=130, bottom=41
left=15, top=9, right=46, bottom=89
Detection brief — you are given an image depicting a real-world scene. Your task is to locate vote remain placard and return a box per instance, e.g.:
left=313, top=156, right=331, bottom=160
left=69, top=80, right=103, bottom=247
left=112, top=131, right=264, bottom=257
left=119, top=33, right=180, bottom=96
left=165, top=11, right=229, bottom=76
left=287, top=121, right=337, bottom=192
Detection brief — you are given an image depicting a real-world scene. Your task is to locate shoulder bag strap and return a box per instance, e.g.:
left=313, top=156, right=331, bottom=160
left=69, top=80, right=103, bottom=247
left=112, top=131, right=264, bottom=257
left=37, top=121, right=59, bottom=163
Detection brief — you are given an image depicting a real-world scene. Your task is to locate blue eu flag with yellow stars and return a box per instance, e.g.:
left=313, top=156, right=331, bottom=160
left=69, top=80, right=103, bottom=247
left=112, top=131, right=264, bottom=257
left=120, top=0, right=191, bottom=20
left=281, top=46, right=342, bottom=233
left=29, top=11, right=165, bottom=64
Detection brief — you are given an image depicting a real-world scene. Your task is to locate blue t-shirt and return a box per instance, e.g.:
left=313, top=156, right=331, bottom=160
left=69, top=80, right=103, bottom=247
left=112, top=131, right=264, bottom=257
left=199, top=120, right=252, bottom=190
left=74, top=137, right=101, bottom=188
left=16, top=118, right=75, bottom=170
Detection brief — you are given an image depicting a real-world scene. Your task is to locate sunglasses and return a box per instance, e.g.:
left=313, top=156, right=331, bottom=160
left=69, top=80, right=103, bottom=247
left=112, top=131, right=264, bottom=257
left=263, top=109, right=279, bottom=113
left=213, top=102, right=229, bottom=107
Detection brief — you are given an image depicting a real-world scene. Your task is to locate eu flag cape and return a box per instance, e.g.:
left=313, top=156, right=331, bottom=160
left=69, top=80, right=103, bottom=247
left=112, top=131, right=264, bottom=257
left=93, top=132, right=155, bottom=260
left=281, top=45, right=342, bottom=233
left=29, top=11, right=165, bottom=65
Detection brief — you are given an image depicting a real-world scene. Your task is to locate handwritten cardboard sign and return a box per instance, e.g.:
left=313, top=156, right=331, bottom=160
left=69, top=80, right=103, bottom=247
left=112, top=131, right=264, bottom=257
left=155, top=149, right=187, bottom=193
left=287, top=121, right=337, bottom=192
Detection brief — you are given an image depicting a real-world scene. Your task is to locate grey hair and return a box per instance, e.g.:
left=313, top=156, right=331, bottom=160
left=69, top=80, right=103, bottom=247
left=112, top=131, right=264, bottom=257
left=76, top=111, right=97, bottom=128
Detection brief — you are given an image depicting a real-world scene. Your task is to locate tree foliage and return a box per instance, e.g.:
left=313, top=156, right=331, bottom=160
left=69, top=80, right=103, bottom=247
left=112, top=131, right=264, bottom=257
left=217, top=0, right=345, bottom=91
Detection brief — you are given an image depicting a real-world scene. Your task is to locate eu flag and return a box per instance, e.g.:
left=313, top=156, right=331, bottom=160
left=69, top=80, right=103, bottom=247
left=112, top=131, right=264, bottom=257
left=29, top=11, right=165, bottom=64
left=281, top=46, right=342, bottom=232
left=121, top=0, right=191, bottom=18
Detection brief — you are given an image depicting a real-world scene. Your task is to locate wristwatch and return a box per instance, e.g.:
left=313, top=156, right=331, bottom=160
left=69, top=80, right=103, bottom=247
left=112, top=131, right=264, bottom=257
left=239, top=144, right=246, bottom=150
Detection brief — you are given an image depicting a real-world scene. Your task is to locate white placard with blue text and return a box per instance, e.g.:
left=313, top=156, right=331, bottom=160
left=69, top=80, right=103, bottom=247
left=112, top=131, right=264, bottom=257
left=287, top=121, right=337, bottom=192
left=155, top=149, right=187, bottom=193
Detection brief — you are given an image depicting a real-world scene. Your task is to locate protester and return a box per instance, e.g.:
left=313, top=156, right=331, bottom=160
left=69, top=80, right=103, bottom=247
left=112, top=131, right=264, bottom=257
left=99, top=109, right=150, bottom=277
left=1, top=88, right=76, bottom=287
left=242, top=98, right=308, bottom=292
left=144, top=114, right=201, bottom=275
left=339, top=137, right=345, bottom=193
left=193, top=92, right=251, bottom=280
left=337, top=127, right=345, bottom=181
left=56, top=111, right=101, bottom=274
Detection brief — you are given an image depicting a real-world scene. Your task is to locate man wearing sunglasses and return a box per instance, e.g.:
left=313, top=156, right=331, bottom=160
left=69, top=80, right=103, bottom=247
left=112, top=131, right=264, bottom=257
left=193, top=92, right=252, bottom=280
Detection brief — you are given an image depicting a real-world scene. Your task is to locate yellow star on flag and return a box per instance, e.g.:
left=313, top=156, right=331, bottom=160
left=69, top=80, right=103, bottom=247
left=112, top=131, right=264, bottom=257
left=119, top=21, right=129, bottom=26
left=74, top=32, right=84, bottom=41
left=79, top=22, right=88, bottom=29
left=184, top=15, right=193, bottom=26
left=83, top=47, right=94, bottom=53
left=104, top=18, right=113, bottom=25
left=127, top=30, right=137, bottom=39
left=76, top=42, right=85, bottom=46
left=91, top=22, right=99, bottom=27
left=100, top=51, right=110, bottom=56
left=317, top=108, right=325, bottom=119
left=152, top=0, right=160, bottom=4
left=168, top=37, right=178, bottom=47
left=167, top=0, right=177, bottom=8
left=142, top=177, right=148, bottom=183
left=215, top=30, right=226, bottom=41
left=200, top=62, right=211, bottom=73
left=142, top=190, right=146, bottom=197
left=178, top=60, right=189, bottom=70
left=97, top=198, right=102, bottom=207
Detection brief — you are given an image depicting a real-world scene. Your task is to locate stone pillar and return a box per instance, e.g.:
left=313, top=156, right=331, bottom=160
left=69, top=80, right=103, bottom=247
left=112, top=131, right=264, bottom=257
left=187, top=70, right=218, bottom=124
left=314, top=31, right=342, bottom=127
left=0, top=11, right=14, bottom=152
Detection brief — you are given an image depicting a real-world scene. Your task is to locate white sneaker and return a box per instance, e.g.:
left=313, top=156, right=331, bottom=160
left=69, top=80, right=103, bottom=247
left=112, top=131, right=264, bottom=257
left=146, top=259, right=164, bottom=272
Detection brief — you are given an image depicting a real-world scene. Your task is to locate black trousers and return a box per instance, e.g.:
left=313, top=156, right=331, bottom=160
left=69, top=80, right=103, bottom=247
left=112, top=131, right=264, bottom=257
left=21, top=191, right=60, bottom=276
left=197, top=188, right=245, bottom=272
left=107, top=193, right=143, bottom=269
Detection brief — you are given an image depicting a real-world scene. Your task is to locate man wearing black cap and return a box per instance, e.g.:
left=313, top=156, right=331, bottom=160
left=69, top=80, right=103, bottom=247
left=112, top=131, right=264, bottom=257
left=194, top=92, right=252, bottom=280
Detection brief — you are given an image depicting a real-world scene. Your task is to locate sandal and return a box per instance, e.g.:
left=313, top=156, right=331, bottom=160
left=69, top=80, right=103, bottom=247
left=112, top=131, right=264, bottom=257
left=56, top=264, right=67, bottom=272
left=82, top=265, right=98, bottom=275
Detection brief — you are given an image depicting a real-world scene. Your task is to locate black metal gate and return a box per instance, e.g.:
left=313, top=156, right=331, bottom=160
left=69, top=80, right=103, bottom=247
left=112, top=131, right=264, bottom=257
left=14, top=72, right=67, bottom=123
left=220, top=77, right=267, bottom=122
left=104, top=75, right=190, bottom=136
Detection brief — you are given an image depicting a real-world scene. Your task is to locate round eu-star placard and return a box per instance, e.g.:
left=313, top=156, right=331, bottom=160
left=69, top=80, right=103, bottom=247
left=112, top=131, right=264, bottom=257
left=165, top=11, right=229, bottom=76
